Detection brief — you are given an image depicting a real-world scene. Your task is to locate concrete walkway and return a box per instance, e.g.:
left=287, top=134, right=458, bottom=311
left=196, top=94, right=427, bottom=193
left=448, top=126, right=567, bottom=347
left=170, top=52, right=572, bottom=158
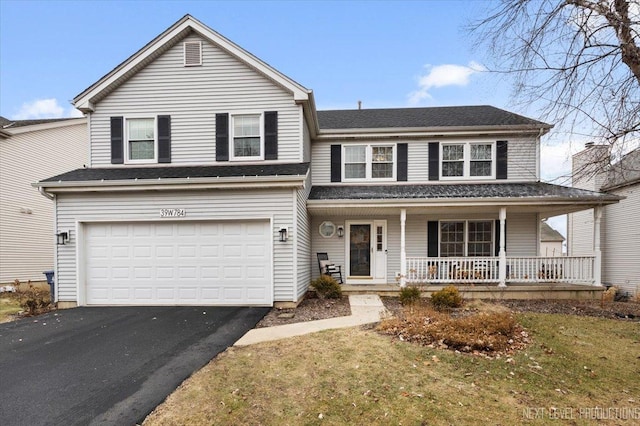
left=234, top=294, right=388, bottom=346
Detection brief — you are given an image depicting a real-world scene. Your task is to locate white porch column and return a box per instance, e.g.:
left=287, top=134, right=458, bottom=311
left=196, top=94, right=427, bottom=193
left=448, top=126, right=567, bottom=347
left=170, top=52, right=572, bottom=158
left=498, top=207, right=507, bottom=287
left=593, top=206, right=602, bottom=286
left=400, top=209, right=407, bottom=288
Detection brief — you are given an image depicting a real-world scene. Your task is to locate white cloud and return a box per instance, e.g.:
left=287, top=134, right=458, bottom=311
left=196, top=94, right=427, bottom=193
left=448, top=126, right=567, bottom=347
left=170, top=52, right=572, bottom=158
left=13, top=98, right=81, bottom=120
left=408, top=61, right=486, bottom=105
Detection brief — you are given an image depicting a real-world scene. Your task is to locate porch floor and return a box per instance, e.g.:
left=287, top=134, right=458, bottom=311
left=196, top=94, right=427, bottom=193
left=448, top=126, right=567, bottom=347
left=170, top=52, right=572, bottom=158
left=340, top=283, right=605, bottom=300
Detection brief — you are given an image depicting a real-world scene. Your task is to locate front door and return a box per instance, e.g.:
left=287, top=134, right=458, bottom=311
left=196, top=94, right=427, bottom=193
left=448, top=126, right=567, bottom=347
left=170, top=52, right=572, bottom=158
left=346, top=220, right=387, bottom=284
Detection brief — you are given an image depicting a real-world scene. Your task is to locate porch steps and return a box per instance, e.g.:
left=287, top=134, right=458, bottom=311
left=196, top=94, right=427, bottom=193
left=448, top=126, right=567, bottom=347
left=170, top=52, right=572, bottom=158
left=340, top=284, right=605, bottom=300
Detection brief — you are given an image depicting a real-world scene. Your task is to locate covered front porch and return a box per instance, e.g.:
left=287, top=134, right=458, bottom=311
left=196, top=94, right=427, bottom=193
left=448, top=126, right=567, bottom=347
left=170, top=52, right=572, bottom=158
left=307, top=182, right=621, bottom=293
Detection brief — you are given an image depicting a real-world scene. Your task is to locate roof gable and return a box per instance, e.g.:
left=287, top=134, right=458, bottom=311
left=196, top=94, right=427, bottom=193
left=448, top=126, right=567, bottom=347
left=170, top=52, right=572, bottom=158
left=73, top=15, right=311, bottom=113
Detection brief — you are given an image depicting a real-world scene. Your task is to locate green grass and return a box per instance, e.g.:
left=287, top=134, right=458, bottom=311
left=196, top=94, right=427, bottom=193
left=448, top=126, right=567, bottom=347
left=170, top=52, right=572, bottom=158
left=0, top=295, right=22, bottom=322
left=144, top=314, right=640, bottom=425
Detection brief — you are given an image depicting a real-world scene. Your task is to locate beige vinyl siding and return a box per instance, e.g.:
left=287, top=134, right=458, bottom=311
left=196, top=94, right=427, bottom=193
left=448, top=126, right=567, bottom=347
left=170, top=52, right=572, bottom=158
left=507, top=137, right=537, bottom=180
left=506, top=213, right=538, bottom=256
left=0, top=121, right=87, bottom=284
left=311, top=136, right=538, bottom=185
left=567, top=209, right=595, bottom=256
left=601, top=186, right=640, bottom=295
left=54, top=189, right=295, bottom=303
left=295, top=176, right=312, bottom=300
left=90, top=33, right=303, bottom=166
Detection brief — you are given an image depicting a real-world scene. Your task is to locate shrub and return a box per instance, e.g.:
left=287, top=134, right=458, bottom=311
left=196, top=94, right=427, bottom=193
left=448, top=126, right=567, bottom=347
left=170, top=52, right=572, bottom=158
left=399, top=286, right=421, bottom=306
left=310, top=275, right=342, bottom=299
left=13, top=279, right=51, bottom=316
left=430, top=285, right=463, bottom=310
left=377, top=306, right=521, bottom=353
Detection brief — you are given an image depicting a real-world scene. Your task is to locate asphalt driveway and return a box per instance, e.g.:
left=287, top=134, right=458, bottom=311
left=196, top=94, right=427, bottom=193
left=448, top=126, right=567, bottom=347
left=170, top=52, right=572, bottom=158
left=0, top=306, right=268, bottom=425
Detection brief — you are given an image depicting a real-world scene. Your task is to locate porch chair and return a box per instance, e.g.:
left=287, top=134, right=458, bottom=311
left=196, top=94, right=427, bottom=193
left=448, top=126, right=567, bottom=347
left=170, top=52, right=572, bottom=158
left=317, top=252, right=343, bottom=284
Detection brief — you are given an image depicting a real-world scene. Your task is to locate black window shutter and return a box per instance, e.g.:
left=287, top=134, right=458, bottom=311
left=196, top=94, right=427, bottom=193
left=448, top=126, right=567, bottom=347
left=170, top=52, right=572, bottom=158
left=397, top=143, right=408, bottom=181
left=427, top=221, right=439, bottom=257
left=264, top=111, right=278, bottom=160
left=330, top=145, right=341, bottom=182
left=494, top=219, right=506, bottom=256
left=496, top=140, right=508, bottom=179
left=216, top=113, right=229, bottom=161
left=157, top=115, right=171, bottom=163
left=428, top=142, right=439, bottom=181
left=110, top=117, right=124, bottom=164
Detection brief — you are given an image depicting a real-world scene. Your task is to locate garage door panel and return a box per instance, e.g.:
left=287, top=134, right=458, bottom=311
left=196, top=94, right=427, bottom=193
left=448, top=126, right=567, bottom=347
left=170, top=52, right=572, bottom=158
left=85, top=221, right=271, bottom=306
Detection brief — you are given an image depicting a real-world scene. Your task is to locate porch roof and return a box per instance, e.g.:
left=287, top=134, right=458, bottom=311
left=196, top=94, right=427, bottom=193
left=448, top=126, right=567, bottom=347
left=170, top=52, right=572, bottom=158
left=307, top=182, right=621, bottom=217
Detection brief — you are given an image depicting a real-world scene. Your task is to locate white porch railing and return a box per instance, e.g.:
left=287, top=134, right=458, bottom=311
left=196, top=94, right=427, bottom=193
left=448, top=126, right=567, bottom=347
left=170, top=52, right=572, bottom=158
left=406, top=257, right=499, bottom=284
left=405, top=256, right=595, bottom=285
left=506, top=256, right=594, bottom=284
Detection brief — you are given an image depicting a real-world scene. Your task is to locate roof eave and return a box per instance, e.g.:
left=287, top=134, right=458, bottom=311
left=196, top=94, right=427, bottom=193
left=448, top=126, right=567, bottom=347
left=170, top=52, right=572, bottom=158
left=306, top=195, right=620, bottom=208
left=34, top=174, right=307, bottom=192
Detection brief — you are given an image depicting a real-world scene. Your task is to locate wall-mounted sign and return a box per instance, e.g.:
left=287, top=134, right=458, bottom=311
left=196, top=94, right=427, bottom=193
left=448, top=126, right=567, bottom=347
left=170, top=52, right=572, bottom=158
left=160, top=208, right=186, bottom=218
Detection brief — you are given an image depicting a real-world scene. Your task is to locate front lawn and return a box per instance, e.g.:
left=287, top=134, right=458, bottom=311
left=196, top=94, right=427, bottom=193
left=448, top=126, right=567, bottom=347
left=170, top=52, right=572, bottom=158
left=144, top=313, right=640, bottom=425
left=0, top=295, right=22, bottom=323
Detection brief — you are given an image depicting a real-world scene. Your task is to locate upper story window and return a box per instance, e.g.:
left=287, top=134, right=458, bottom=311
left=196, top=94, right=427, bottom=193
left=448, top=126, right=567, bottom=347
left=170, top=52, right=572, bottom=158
left=231, top=114, right=263, bottom=160
left=127, top=118, right=156, bottom=163
left=343, top=144, right=395, bottom=181
left=441, top=142, right=495, bottom=179
left=440, top=220, right=493, bottom=257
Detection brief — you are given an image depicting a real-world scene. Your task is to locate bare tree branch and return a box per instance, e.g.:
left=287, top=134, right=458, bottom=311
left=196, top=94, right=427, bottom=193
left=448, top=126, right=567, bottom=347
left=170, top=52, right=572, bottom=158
left=469, top=0, right=640, bottom=180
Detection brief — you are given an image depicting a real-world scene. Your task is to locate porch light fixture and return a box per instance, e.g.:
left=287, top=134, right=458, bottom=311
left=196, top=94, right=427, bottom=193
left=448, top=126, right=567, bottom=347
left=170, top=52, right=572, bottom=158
left=279, top=228, right=288, bottom=242
left=56, top=231, right=69, bottom=245
left=337, top=226, right=344, bottom=238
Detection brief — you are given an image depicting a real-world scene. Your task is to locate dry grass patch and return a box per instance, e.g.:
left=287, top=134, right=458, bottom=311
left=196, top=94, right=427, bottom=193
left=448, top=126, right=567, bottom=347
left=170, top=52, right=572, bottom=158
left=144, top=314, right=640, bottom=426
left=0, top=295, right=22, bottom=323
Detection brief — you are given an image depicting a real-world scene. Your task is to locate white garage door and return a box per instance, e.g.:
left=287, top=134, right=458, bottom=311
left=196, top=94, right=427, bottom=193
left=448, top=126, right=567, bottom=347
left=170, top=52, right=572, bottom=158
left=84, top=221, right=272, bottom=306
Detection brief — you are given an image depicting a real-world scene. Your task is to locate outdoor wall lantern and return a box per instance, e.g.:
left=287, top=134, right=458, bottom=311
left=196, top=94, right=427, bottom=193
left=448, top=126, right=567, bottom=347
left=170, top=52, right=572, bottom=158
left=337, top=226, right=344, bottom=238
left=56, top=231, right=70, bottom=245
left=279, top=228, right=288, bottom=242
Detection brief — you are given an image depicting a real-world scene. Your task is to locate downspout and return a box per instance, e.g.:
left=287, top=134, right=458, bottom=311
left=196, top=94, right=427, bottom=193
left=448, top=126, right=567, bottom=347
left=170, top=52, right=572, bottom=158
left=38, top=186, right=54, bottom=200
left=536, top=127, right=544, bottom=180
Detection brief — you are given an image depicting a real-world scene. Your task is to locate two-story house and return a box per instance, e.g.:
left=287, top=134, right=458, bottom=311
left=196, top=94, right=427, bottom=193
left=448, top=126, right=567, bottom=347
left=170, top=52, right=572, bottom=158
left=35, top=15, right=619, bottom=308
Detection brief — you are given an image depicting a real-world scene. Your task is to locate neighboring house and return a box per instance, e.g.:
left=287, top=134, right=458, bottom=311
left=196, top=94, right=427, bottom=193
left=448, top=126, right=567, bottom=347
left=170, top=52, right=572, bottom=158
left=0, top=117, right=87, bottom=284
left=568, top=145, right=640, bottom=296
left=34, top=15, right=619, bottom=308
left=539, top=221, right=564, bottom=257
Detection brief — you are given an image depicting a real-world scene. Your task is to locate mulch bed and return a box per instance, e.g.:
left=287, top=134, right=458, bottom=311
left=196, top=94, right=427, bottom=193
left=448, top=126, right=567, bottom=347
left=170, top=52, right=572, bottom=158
left=256, top=295, right=640, bottom=329
left=255, top=294, right=351, bottom=328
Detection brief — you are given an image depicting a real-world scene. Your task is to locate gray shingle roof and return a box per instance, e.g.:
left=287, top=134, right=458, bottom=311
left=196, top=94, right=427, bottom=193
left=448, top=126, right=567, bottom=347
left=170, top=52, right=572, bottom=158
left=317, top=105, right=550, bottom=130
left=540, top=222, right=565, bottom=242
left=40, top=163, right=309, bottom=183
left=0, top=117, right=80, bottom=129
left=602, top=148, right=640, bottom=190
left=309, top=182, right=620, bottom=202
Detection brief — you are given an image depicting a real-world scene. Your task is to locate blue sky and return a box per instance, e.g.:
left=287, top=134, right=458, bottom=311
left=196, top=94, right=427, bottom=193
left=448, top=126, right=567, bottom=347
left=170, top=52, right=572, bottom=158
left=0, top=0, right=573, bottom=237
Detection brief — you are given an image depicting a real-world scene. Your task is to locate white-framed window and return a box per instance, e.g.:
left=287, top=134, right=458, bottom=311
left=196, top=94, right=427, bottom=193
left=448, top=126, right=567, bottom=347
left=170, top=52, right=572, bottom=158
left=441, top=142, right=495, bottom=179
left=231, top=113, right=263, bottom=160
left=126, top=117, right=156, bottom=163
left=439, top=220, right=493, bottom=257
left=343, top=144, right=395, bottom=181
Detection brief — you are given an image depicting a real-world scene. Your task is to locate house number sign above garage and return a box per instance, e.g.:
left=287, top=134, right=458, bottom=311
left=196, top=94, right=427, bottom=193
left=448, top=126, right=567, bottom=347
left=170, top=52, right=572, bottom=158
left=160, top=208, right=186, bottom=217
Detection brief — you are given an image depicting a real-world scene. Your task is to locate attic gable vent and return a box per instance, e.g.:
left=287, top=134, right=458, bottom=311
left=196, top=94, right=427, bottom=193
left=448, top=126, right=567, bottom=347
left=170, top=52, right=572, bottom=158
left=184, top=41, right=202, bottom=66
